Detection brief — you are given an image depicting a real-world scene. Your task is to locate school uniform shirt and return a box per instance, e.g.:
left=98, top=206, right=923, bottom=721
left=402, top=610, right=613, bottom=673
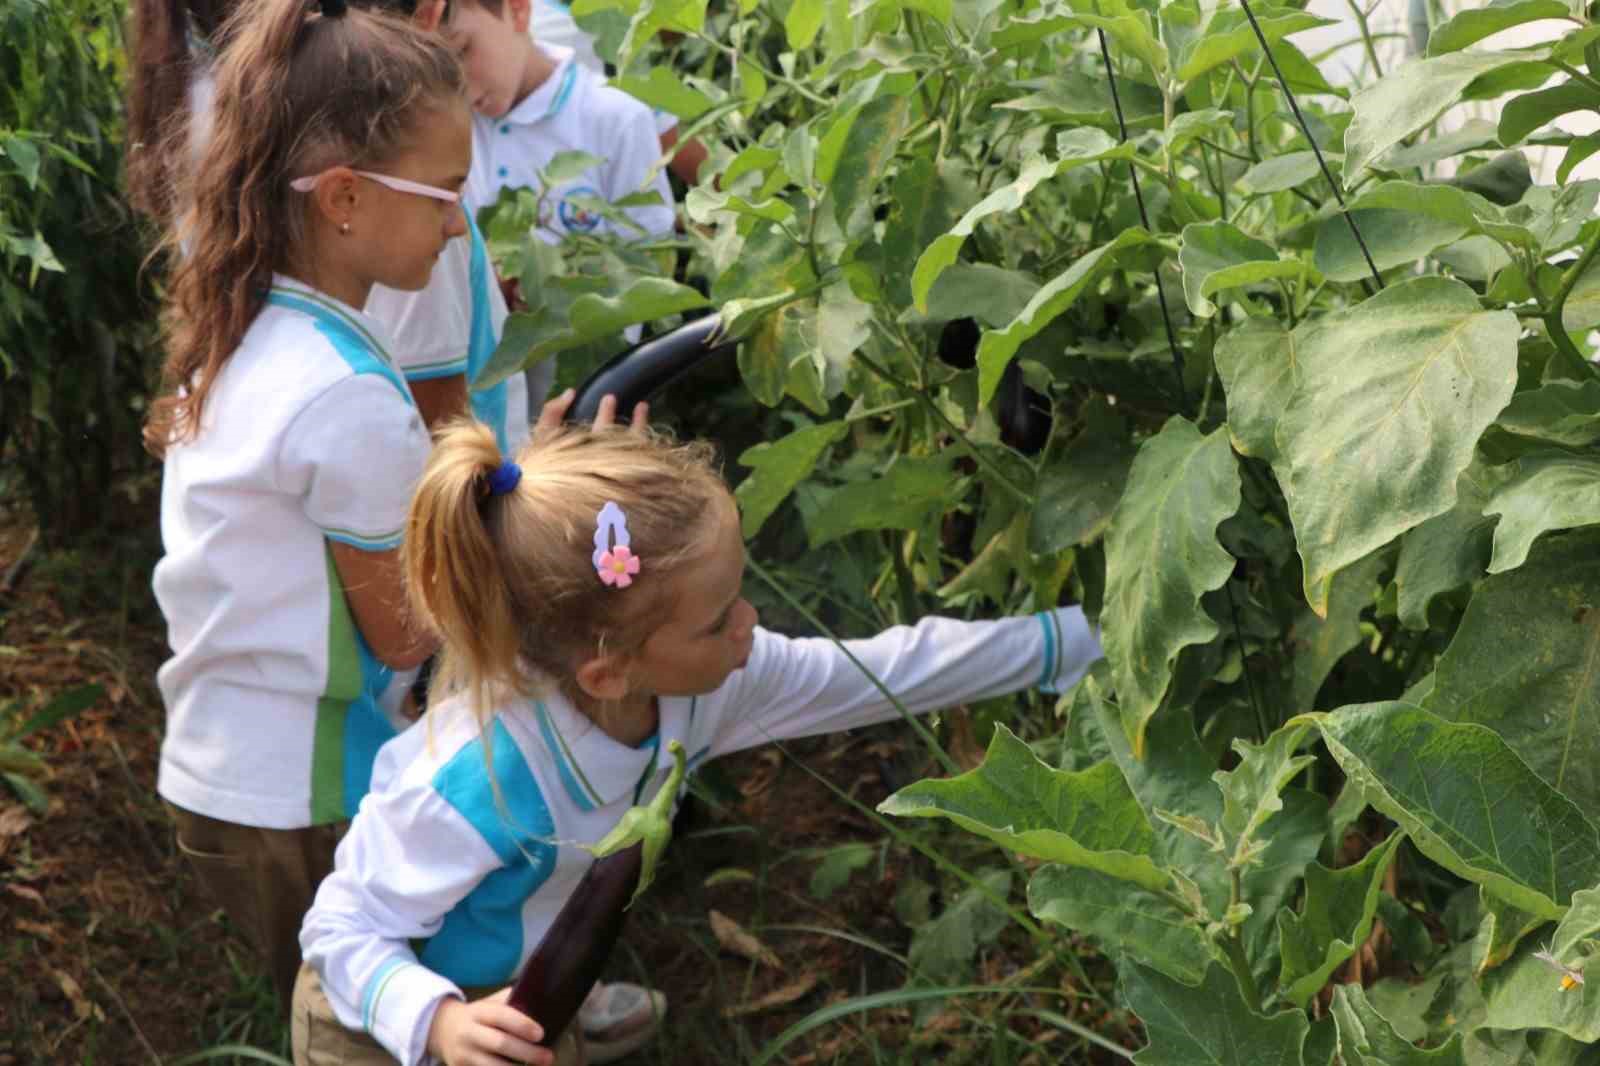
left=300, top=607, right=1100, bottom=1065
left=527, top=1, right=678, bottom=135
left=186, top=63, right=534, bottom=443
left=153, top=278, right=432, bottom=830
left=465, top=44, right=675, bottom=245
left=364, top=213, right=535, bottom=449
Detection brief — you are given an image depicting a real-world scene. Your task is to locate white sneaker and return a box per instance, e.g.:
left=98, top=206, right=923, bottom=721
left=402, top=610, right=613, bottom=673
left=579, top=981, right=668, bottom=1063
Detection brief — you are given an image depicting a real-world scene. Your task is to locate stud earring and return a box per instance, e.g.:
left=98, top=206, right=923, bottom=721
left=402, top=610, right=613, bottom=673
left=340, top=222, right=351, bottom=235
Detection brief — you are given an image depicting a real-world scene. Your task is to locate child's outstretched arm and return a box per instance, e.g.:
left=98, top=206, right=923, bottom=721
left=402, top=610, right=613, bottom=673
left=705, top=606, right=1102, bottom=759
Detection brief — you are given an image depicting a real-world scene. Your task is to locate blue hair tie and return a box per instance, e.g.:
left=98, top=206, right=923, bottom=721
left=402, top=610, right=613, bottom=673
left=486, top=460, right=522, bottom=497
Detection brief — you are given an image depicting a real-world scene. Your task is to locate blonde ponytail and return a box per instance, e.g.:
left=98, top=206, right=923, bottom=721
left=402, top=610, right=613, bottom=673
left=402, top=419, right=731, bottom=724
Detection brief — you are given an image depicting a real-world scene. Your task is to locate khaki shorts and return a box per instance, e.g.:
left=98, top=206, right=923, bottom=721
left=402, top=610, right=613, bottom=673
left=166, top=802, right=346, bottom=1012
left=293, top=962, right=586, bottom=1066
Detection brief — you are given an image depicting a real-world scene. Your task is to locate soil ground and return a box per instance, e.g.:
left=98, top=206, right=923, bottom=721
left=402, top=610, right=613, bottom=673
left=0, top=498, right=1135, bottom=1065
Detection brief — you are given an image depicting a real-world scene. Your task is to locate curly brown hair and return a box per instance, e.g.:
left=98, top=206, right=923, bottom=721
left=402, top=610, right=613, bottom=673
left=142, top=0, right=464, bottom=456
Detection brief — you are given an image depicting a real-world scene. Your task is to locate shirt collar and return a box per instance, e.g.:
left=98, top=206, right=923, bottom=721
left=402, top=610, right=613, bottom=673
left=501, top=45, right=579, bottom=127
left=530, top=693, right=697, bottom=810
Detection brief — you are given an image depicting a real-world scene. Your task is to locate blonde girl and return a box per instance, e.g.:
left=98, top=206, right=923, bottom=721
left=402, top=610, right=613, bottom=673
left=147, top=0, right=472, bottom=1010
left=295, top=419, right=1102, bottom=1066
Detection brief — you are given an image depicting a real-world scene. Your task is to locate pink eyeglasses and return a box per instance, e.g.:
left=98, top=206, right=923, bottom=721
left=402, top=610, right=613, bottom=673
left=289, top=168, right=461, bottom=203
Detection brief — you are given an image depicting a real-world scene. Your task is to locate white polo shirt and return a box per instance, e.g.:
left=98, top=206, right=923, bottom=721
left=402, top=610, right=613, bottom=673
left=153, top=278, right=433, bottom=829
left=301, top=608, right=1101, bottom=1064
left=528, top=0, right=678, bottom=135
left=465, top=45, right=675, bottom=245
left=364, top=212, right=532, bottom=451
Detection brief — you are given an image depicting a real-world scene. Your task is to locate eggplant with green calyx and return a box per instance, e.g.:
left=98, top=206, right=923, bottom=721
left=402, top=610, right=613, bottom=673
left=567, top=315, right=734, bottom=423
left=506, top=740, right=689, bottom=1044
left=995, top=360, right=1053, bottom=456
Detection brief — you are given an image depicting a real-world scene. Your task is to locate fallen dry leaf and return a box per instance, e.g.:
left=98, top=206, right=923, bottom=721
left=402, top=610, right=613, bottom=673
left=709, top=909, right=784, bottom=970
left=0, top=804, right=31, bottom=840
left=50, top=968, right=104, bottom=1023
left=7, top=882, right=45, bottom=906
left=16, top=918, right=57, bottom=942
left=722, top=972, right=820, bottom=1017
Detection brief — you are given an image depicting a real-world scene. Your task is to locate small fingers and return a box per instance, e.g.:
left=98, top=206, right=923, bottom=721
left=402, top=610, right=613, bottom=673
left=534, top=388, right=576, bottom=438
left=629, top=400, right=650, bottom=433
left=592, top=393, right=619, bottom=430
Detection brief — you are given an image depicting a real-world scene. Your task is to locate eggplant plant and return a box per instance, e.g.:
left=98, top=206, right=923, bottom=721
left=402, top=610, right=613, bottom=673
left=483, top=0, right=1600, bottom=1059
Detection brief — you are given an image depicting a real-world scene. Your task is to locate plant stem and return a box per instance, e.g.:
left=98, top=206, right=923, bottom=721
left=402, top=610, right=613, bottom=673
left=1225, top=868, right=1263, bottom=1012
left=1238, top=0, right=1385, bottom=291
left=695, top=34, right=831, bottom=105
left=1096, top=28, right=1188, bottom=407
left=1345, top=0, right=1384, bottom=79
left=1544, top=225, right=1600, bottom=369
left=855, top=343, right=1036, bottom=508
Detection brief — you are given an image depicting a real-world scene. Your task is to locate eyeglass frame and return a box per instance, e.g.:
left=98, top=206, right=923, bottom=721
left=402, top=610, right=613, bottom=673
left=288, top=168, right=461, bottom=204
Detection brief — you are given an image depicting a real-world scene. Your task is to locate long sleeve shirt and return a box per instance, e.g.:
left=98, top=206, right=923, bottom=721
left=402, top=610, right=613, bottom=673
left=300, top=607, right=1100, bottom=1064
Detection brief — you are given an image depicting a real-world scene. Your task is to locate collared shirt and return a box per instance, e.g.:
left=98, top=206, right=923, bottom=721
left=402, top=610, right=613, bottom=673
left=301, top=608, right=1102, bottom=1065
left=465, top=45, right=675, bottom=244
left=154, top=277, right=432, bottom=829
left=527, top=0, right=677, bottom=134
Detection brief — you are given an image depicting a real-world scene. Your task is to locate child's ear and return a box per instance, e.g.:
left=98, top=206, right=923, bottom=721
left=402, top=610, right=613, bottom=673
left=575, top=653, right=630, bottom=703
left=310, top=167, right=362, bottom=233
left=506, top=0, right=532, bottom=32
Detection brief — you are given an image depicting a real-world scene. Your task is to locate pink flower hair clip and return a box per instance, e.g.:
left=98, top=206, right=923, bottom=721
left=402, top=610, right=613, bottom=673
left=593, top=501, right=641, bottom=589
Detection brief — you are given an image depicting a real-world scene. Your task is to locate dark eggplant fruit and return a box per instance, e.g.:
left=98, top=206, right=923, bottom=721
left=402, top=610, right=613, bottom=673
left=507, top=842, right=644, bottom=1046
left=936, top=317, right=980, bottom=370
left=567, top=314, right=735, bottom=423
left=995, top=360, right=1053, bottom=456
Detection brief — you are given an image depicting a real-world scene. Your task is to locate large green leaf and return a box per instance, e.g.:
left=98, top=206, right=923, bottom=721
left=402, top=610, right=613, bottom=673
left=1270, top=276, right=1518, bottom=616
left=1289, top=551, right=1385, bottom=712
left=878, top=724, right=1169, bottom=890
left=1423, top=530, right=1600, bottom=816
left=1028, top=865, right=1214, bottom=986
left=910, top=130, right=1131, bottom=311
left=1179, top=221, right=1301, bottom=319
left=1427, top=0, right=1573, bottom=56
left=1308, top=701, right=1600, bottom=919
left=1215, top=319, right=1296, bottom=461
left=1278, top=833, right=1406, bottom=1007
left=975, top=228, right=1153, bottom=406
left=1102, top=418, right=1241, bottom=757
left=1330, top=985, right=1466, bottom=1066
left=1394, top=457, right=1506, bottom=629
left=1500, top=81, right=1600, bottom=148
left=1313, top=208, right=1467, bottom=282
left=1027, top=429, right=1137, bottom=554
left=804, top=454, right=959, bottom=547
left=1564, top=260, right=1600, bottom=332
left=1238, top=152, right=1323, bottom=196
left=830, top=92, right=913, bottom=236
left=1379, top=119, right=1500, bottom=171
left=1481, top=903, right=1600, bottom=1042
left=735, top=422, right=848, bottom=538
left=1213, top=724, right=1314, bottom=864
left=882, top=157, right=975, bottom=310
left=614, top=67, right=713, bottom=119
left=1172, top=7, right=1331, bottom=84
left=1484, top=452, right=1600, bottom=572
left=1474, top=890, right=1547, bottom=973
left=1074, top=667, right=1229, bottom=903
left=907, top=869, right=1012, bottom=989
left=1345, top=51, right=1535, bottom=184
left=1124, top=962, right=1309, bottom=1066
left=1497, top=379, right=1600, bottom=448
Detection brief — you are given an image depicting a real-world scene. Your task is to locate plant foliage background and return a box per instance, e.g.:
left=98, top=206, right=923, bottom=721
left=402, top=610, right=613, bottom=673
left=479, top=0, right=1600, bottom=1059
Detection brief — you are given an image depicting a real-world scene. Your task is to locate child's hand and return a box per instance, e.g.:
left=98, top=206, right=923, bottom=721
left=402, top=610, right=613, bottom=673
left=426, top=989, right=553, bottom=1066
left=532, top=389, right=649, bottom=439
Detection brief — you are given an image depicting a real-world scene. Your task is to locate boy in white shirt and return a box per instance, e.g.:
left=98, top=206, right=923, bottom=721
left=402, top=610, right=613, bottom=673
left=446, top=0, right=676, bottom=244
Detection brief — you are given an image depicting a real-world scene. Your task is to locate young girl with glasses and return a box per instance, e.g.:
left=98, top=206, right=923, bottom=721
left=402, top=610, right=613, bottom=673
left=294, top=418, right=1102, bottom=1065
left=144, top=0, right=479, bottom=1011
